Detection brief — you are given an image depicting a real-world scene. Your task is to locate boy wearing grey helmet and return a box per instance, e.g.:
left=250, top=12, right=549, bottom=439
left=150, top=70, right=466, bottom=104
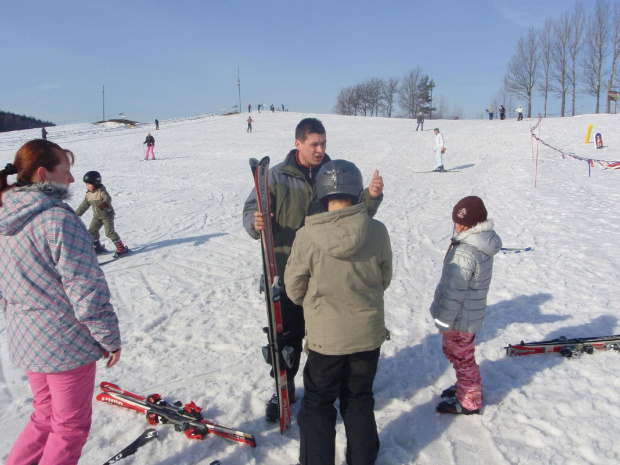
left=284, top=160, right=392, bottom=465
left=75, top=171, right=128, bottom=257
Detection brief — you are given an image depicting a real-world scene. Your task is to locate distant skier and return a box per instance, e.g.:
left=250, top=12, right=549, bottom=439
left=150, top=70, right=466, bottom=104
left=248, top=103, right=251, bottom=113
left=143, top=132, right=155, bottom=160
left=75, top=171, right=129, bottom=258
left=416, top=111, right=424, bottom=131
left=433, top=128, right=446, bottom=172
left=247, top=116, right=254, bottom=133
left=155, top=119, right=159, bottom=130
left=499, top=105, right=505, bottom=120
left=284, top=159, right=392, bottom=465
left=515, top=105, right=523, bottom=121
left=430, top=196, right=502, bottom=415
left=487, top=105, right=494, bottom=120
left=270, top=104, right=275, bottom=113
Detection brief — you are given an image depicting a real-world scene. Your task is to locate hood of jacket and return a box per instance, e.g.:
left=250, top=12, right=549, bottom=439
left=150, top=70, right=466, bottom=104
left=452, top=219, right=501, bottom=257
left=0, top=182, right=72, bottom=236
left=303, top=203, right=369, bottom=259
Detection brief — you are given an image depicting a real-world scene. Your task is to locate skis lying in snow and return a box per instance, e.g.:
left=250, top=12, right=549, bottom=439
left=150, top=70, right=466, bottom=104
left=506, top=334, right=620, bottom=357
left=96, top=382, right=256, bottom=447
left=500, top=247, right=533, bottom=254
left=102, top=428, right=158, bottom=465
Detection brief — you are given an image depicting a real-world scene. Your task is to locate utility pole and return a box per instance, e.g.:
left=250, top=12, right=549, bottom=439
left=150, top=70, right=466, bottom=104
left=429, top=79, right=434, bottom=120
left=237, top=68, right=241, bottom=114
left=102, top=85, right=105, bottom=122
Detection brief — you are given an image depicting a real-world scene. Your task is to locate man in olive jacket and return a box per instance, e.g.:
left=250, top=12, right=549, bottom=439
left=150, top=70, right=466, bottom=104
left=242, top=118, right=384, bottom=421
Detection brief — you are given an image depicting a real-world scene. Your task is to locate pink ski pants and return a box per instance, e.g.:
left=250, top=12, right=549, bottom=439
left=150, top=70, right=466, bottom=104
left=442, top=330, right=482, bottom=410
left=145, top=145, right=155, bottom=159
left=6, top=361, right=96, bottom=465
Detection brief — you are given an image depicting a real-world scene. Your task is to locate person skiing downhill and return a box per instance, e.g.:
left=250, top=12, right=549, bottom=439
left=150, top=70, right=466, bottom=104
left=242, top=117, right=385, bottom=422
left=515, top=105, right=523, bottom=121
left=143, top=133, right=155, bottom=160
left=433, top=128, right=446, bottom=172
left=430, top=196, right=502, bottom=415
left=74, top=171, right=129, bottom=258
left=0, top=140, right=121, bottom=465
left=247, top=116, right=254, bottom=133
left=284, top=159, right=392, bottom=465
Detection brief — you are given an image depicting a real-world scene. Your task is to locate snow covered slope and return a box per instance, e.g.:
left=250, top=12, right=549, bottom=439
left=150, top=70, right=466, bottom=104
left=1, top=111, right=619, bottom=464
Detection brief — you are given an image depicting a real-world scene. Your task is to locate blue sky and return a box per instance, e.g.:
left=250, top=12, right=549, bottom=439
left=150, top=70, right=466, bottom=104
left=1, top=0, right=609, bottom=124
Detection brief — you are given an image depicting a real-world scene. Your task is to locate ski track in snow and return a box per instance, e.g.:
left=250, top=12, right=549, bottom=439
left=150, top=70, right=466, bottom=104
left=1, top=112, right=620, bottom=464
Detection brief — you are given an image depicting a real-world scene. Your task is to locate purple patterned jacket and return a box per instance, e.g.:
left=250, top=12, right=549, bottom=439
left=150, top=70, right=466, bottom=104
left=0, top=183, right=121, bottom=373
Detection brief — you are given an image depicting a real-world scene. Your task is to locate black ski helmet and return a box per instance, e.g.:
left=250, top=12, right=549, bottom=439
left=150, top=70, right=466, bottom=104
left=83, top=171, right=102, bottom=186
left=316, top=160, right=364, bottom=207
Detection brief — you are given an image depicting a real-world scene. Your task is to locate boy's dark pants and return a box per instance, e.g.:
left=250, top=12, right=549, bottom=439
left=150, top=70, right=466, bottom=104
left=298, top=348, right=380, bottom=465
left=89, top=217, right=120, bottom=244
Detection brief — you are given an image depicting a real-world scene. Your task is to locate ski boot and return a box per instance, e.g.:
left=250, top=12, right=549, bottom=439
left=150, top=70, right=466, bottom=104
left=93, top=240, right=106, bottom=255
left=436, top=399, right=481, bottom=415
left=265, top=380, right=296, bottom=422
left=265, top=394, right=279, bottom=423
left=113, top=241, right=129, bottom=258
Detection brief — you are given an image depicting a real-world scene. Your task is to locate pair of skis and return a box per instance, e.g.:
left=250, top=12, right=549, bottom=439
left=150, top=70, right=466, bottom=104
left=96, top=381, right=256, bottom=447
left=506, top=334, right=620, bottom=358
left=250, top=157, right=293, bottom=434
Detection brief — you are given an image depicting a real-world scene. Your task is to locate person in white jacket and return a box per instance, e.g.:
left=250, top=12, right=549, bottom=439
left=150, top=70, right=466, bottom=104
left=433, top=128, right=445, bottom=172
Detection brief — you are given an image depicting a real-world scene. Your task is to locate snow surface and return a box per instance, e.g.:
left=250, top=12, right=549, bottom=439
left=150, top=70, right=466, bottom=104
left=1, top=112, right=619, bottom=465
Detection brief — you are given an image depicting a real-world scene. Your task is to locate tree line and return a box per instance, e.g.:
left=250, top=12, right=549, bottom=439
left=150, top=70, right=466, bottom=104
left=503, top=0, right=620, bottom=118
left=333, top=67, right=464, bottom=120
left=0, top=110, right=55, bottom=133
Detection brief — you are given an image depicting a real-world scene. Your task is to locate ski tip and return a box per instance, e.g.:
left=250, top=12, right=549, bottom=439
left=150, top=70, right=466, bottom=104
left=249, top=158, right=259, bottom=167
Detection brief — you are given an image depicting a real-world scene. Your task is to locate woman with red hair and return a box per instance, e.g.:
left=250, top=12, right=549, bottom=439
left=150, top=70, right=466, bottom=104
left=0, top=139, right=122, bottom=465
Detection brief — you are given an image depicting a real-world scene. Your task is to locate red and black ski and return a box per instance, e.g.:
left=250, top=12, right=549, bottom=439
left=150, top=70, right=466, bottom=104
left=97, top=382, right=256, bottom=447
left=506, top=334, right=620, bottom=357
left=250, top=157, right=292, bottom=434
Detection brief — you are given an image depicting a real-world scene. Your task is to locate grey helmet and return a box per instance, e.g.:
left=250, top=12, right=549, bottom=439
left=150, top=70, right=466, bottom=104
left=316, top=160, right=364, bottom=206
left=83, top=170, right=102, bottom=186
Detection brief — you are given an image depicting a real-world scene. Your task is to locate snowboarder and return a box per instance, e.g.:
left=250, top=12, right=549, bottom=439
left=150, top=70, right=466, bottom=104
left=242, top=118, right=385, bottom=422
left=0, top=140, right=121, bottom=465
left=499, top=105, right=505, bottom=120
left=247, top=116, right=254, bottom=133
left=143, top=132, right=155, bottom=160
left=155, top=119, right=159, bottom=130
left=75, top=171, right=129, bottom=258
left=430, top=196, right=502, bottom=415
left=433, top=128, right=446, bottom=172
left=284, top=159, right=392, bottom=465
left=416, top=111, right=424, bottom=131
left=515, top=105, right=523, bottom=121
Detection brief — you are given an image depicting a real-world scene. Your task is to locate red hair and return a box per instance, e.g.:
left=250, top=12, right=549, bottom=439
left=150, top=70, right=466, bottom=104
left=0, top=139, right=74, bottom=204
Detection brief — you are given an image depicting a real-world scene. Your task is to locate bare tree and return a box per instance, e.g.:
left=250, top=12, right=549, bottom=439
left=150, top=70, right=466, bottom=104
left=381, top=78, right=399, bottom=117
left=606, top=2, right=620, bottom=112
left=582, top=0, right=611, bottom=114
left=334, top=86, right=361, bottom=116
left=551, top=12, right=571, bottom=116
left=504, top=28, right=539, bottom=118
left=398, top=67, right=424, bottom=118
left=538, top=17, right=554, bottom=117
left=364, top=78, right=383, bottom=116
left=568, top=2, right=586, bottom=116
